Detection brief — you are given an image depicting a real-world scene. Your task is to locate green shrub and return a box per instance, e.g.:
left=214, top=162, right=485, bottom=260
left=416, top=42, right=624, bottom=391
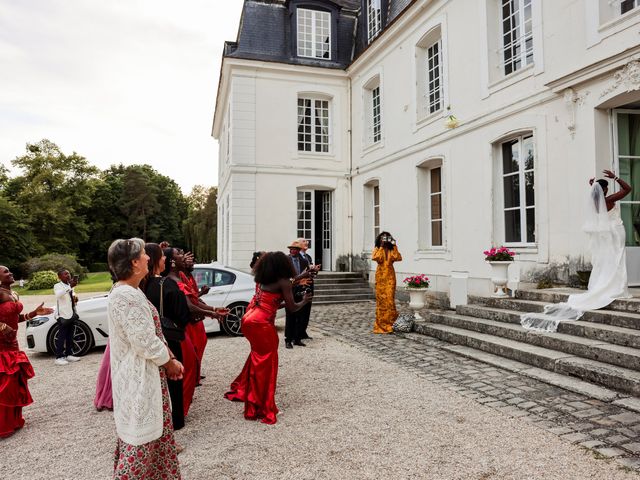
left=22, top=254, right=88, bottom=280
left=28, top=270, right=59, bottom=290
left=89, top=262, right=108, bottom=273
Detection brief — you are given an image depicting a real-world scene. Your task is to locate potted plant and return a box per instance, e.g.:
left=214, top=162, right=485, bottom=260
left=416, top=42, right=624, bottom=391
left=403, top=274, right=430, bottom=319
left=484, top=246, right=516, bottom=297
left=444, top=114, right=459, bottom=129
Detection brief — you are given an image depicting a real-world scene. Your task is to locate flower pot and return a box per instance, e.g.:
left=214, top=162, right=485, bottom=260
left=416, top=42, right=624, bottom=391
left=487, top=261, right=512, bottom=297
left=406, top=287, right=428, bottom=319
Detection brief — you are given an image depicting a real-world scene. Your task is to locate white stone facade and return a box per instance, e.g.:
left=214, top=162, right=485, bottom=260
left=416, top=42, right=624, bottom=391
left=213, top=0, right=640, bottom=300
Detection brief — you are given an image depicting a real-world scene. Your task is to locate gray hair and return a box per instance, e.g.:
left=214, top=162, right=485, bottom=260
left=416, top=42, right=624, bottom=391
left=107, top=238, right=145, bottom=281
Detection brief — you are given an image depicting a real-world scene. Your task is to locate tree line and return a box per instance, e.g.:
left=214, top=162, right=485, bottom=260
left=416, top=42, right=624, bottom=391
left=0, top=139, right=217, bottom=275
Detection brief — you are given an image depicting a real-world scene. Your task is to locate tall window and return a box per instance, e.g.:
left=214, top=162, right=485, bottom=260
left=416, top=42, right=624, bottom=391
left=373, top=184, right=380, bottom=240
left=297, top=191, right=313, bottom=242
left=364, top=76, right=382, bottom=146
left=297, top=8, right=331, bottom=59
left=297, top=97, right=330, bottom=153
left=429, top=168, right=443, bottom=246
left=426, top=39, right=443, bottom=114
left=621, top=0, right=640, bottom=14
left=502, top=135, right=535, bottom=244
left=501, top=0, right=533, bottom=75
left=418, top=160, right=444, bottom=249
left=367, top=0, right=382, bottom=42
left=372, top=86, right=381, bottom=143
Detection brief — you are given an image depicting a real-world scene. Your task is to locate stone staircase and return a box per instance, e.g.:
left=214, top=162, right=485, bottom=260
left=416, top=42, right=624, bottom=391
left=412, top=288, right=640, bottom=407
left=312, top=272, right=374, bottom=305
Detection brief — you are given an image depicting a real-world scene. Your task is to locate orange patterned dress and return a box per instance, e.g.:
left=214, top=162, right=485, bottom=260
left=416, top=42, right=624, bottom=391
left=372, top=246, right=402, bottom=334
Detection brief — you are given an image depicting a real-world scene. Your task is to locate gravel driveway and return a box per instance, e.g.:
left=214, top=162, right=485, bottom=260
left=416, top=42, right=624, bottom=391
left=4, top=298, right=638, bottom=479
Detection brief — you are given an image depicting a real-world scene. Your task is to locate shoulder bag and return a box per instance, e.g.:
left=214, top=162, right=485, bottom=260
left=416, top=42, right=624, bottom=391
left=159, top=278, right=185, bottom=342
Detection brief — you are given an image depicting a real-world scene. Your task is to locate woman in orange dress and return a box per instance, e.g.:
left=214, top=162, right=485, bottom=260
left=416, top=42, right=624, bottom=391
left=0, top=265, right=53, bottom=437
left=224, top=252, right=312, bottom=424
left=372, top=232, right=403, bottom=334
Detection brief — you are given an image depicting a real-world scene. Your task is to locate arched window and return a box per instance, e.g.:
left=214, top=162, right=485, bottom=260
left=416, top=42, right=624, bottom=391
left=416, top=26, right=444, bottom=119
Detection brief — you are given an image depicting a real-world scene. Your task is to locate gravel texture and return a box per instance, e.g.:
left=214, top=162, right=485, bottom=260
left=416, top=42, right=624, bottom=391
left=4, top=296, right=639, bottom=479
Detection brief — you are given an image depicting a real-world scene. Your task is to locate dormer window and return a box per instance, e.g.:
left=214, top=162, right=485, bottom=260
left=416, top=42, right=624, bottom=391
left=297, top=8, right=331, bottom=59
left=367, top=0, right=382, bottom=42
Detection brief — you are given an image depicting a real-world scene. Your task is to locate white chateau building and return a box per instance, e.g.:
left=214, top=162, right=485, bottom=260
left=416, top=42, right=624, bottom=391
left=212, top=0, right=640, bottom=302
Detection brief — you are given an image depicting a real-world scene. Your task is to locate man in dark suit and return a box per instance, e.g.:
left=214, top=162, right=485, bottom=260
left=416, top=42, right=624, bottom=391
left=285, top=240, right=309, bottom=349
left=297, top=238, right=316, bottom=341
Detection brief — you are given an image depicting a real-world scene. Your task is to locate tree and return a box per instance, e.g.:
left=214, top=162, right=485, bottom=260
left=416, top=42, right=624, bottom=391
left=183, top=186, right=217, bottom=262
left=9, top=140, right=99, bottom=256
left=0, top=195, right=36, bottom=272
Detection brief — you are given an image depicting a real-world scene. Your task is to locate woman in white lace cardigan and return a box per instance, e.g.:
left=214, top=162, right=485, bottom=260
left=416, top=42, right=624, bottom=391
left=107, top=238, right=184, bottom=480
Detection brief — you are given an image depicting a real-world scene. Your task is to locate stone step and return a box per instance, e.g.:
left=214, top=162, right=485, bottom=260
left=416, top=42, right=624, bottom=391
left=469, top=296, right=640, bottom=331
left=398, top=332, right=622, bottom=403
left=457, top=304, right=640, bottom=348
left=515, top=289, right=640, bottom=315
left=316, top=272, right=366, bottom=280
left=314, top=284, right=371, bottom=291
left=414, top=322, right=640, bottom=396
left=314, top=278, right=370, bottom=285
left=313, top=299, right=374, bottom=305
left=427, top=311, right=640, bottom=371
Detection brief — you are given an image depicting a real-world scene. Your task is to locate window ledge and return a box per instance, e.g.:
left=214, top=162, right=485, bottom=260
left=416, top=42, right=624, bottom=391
left=414, top=249, right=450, bottom=260
left=505, top=245, right=538, bottom=256
left=362, top=140, right=384, bottom=156
left=415, top=109, right=445, bottom=131
left=296, top=151, right=336, bottom=160
left=488, top=64, right=534, bottom=95
left=598, top=8, right=640, bottom=34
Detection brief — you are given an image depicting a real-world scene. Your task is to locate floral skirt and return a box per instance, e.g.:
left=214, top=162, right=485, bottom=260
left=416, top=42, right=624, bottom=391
left=113, top=372, right=180, bottom=479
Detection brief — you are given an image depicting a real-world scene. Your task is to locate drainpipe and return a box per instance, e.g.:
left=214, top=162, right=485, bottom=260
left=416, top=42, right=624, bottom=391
left=348, top=75, right=353, bottom=272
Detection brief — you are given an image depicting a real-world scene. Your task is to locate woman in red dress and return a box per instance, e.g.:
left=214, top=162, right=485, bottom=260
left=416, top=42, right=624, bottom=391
left=0, top=265, right=53, bottom=438
left=224, top=252, right=312, bottom=424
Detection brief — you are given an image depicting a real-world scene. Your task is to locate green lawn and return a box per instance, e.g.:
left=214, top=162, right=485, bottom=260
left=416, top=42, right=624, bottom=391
left=14, top=271, right=113, bottom=296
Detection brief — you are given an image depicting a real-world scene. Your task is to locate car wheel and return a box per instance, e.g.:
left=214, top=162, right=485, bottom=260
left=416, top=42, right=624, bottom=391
left=222, top=302, right=247, bottom=337
left=46, top=321, right=94, bottom=357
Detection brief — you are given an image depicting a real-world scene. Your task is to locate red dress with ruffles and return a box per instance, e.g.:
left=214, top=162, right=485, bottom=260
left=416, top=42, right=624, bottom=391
left=224, top=286, right=281, bottom=424
left=0, top=300, right=35, bottom=438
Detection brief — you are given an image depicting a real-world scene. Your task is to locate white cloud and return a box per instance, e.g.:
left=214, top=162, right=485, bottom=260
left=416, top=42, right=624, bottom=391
left=0, top=0, right=243, bottom=193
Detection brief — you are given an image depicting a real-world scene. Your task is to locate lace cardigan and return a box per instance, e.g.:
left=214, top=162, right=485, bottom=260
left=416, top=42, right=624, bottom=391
left=108, top=284, right=170, bottom=446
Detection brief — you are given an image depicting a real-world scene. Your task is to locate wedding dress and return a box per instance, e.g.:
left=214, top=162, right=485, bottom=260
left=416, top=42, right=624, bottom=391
left=521, top=183, right=630, bottom=332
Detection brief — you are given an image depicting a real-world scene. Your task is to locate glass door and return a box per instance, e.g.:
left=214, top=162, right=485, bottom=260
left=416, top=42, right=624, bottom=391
left=321, top=191, right=332, bottom=271
left=613, top=109, right=640, bottom=285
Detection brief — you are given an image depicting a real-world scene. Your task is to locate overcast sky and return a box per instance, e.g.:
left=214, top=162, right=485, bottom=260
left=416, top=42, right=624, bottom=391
left=0, top=0, right=243, bottom=193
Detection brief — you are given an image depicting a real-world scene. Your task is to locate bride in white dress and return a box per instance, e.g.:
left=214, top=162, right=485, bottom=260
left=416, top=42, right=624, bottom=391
left=521, top=170, right=632, bottom=332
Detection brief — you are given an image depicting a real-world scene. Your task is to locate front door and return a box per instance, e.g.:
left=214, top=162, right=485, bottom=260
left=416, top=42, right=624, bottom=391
left=296, top=189, right=332, bottom=271
left=321, top=191, right=332, bottom=270
left=613, top=109, right=640, bottom=285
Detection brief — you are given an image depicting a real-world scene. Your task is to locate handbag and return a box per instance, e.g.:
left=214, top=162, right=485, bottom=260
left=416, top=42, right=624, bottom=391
left=392, top=314, right=414, bottom=333
left=159, top=278, right=185, bottom=342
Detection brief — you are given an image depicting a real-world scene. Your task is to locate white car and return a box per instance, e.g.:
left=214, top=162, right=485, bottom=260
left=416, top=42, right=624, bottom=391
left=25, top=263, right=255, bottom=356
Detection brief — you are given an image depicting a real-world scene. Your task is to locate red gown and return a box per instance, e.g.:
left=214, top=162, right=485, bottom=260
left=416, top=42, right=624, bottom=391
left=177, top=273, right=208, bottom=364
left=0, top=300, right=35, bottom=438
left=224, top=286, right=281, bottom=424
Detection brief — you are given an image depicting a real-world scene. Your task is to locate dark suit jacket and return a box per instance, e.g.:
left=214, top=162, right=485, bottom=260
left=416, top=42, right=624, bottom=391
left=288, top=253, right=309, bottom=300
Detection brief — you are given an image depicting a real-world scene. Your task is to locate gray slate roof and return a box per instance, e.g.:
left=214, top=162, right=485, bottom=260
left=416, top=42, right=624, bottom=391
left=224, top=0, right=417, bottom=69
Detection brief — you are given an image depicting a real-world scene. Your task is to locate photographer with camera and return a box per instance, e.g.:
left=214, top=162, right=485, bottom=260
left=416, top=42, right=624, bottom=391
left=53, top=269, right=82, bottom=365
left=372, top=231, right=403, bottom=334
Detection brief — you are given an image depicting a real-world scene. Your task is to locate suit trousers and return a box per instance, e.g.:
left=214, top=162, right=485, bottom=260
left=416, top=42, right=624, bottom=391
left=298, top=301, right=312, bottom=338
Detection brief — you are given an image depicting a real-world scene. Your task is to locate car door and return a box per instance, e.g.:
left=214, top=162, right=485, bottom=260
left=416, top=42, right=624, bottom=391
left=193, top=268, right=236, bottom=332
